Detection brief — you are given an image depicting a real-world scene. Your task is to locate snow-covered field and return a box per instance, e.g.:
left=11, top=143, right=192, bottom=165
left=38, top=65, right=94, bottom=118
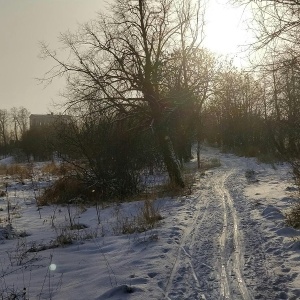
left=0, top=147, right=299, bottom=300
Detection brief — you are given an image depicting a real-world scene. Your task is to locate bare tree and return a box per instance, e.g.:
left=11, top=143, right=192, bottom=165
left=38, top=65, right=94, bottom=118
left=259, top=53, right=300, bottom=156
left=10, top=107, right=31, bottom=142
left=233, top=0, right=300, bottom=58
left=201, top=63, right=267, bottom=155
left=18, top=107, right=31, bottom=136
left=40, top=0, right=205, bottom=188
left=0, top=109, right=10, bottom=156
left=162, top=47, right=217, bottom=167
left=10, top=107, right=20, bottom=142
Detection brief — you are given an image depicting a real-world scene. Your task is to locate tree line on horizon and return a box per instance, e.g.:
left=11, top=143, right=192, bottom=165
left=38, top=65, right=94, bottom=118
left=0, top=107, right=30, bottom=157
left=1, top=0, right=300, bottom=201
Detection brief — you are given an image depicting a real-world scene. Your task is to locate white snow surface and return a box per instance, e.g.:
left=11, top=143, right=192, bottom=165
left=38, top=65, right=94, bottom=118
left=0, top=147, right=300, bottom=299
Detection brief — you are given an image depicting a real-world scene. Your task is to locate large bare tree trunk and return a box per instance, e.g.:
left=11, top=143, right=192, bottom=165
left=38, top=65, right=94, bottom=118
left=148, top=94, right=185, bottom=188
left=156, top=130, right=185, bottom=188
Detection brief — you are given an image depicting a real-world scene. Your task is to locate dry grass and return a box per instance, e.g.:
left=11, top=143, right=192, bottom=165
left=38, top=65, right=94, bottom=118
left=0, top=164, right=31, bottom=179
left=53, top=226, right=98, bottom=246
left=41, top=162, right=61, bottom=175
left=0, top=164, right=7, bottom=176
left=114, top=199, right=163, bottom=235
left=140, top=199, right=163, bottom=227
left=37, top=177, right=86, bottom=206
left=41, top=162, right=76, bottom=176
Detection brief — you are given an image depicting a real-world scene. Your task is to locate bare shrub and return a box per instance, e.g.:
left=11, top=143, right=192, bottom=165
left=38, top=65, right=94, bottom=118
left=55, top=230, right=74, bottom=246
left=292, top=160, right=300, bottom=186
left=6, top=238, right=40, bottom=267
left=285, top=201, right=300, bottom=229
left=287, top=161, right=300, bottom=228
left=0, top=286, right=27, bottom=300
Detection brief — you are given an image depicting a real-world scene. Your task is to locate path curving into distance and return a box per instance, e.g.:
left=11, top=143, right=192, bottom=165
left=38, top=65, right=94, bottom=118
left=162, top=151, right=276, bottom=299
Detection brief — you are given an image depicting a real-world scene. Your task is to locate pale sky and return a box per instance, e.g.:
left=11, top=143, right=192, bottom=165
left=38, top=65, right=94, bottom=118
left=0, top=0, right=252, bottom=114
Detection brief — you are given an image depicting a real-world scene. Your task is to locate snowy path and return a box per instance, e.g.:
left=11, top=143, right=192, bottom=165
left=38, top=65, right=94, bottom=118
left=162, top=152, right=277, bottom=300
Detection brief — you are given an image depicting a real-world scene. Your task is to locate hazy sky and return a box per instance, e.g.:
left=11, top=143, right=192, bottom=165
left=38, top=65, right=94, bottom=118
left=0, top=0, right=252, bottom=114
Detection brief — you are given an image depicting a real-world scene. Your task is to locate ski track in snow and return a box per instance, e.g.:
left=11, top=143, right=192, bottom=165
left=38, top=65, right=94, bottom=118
left=163, top=171, right=209, bottom=300
left=162, top=152, right=281, bottom=300
left=217, top=171, right=251, bottom=300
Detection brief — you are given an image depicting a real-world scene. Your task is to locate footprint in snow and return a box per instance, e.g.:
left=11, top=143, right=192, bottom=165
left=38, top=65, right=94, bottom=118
left=148, top=272, right=158, bottom=278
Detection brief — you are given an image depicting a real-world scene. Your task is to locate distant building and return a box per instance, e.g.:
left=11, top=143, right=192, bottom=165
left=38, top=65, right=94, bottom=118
left=29, top=113, right=72, bottom=129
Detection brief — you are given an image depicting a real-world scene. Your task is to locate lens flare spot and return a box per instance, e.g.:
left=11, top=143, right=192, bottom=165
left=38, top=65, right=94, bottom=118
left=49, top=264, right=57, bottom=271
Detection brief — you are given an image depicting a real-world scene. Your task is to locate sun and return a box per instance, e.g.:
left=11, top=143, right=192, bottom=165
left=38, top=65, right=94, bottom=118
left=203, top=0, right=253, bottom=58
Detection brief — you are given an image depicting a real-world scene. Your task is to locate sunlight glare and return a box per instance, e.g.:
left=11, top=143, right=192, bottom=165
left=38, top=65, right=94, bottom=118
left=204, top=0, right=252, bottom=57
